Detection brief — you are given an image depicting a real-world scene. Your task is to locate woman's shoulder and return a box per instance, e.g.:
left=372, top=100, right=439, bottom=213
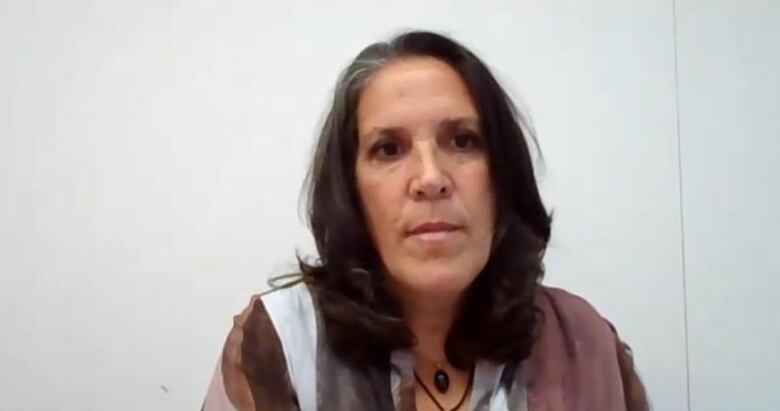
left=202, top=281, right=315, bottom=411
left=536, top=285, right=611, bottom=334
left=532, top=284, right=617, bottom=362
left=226, top=280, right=316, bottom=335
left=538, top=285, right=601, bottom=314
left=532, top=284, right=649, bottom=411
left=234, top=281, right=319, bottom=387
left=230, top=280, right=317, bottom=348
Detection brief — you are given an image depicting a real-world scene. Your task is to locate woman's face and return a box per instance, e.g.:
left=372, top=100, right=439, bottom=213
left=355, top=57, right=496, bottom=303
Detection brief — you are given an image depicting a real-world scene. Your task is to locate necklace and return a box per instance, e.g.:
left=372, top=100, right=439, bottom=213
left=433, top=364, right=450, bottom=393
left=413, top=366, right=474, bottom=411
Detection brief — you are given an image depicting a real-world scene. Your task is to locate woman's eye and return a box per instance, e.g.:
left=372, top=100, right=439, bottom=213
left=374, top=141, right=401, bottom=159
left=451, top=132, right=480, bottom=151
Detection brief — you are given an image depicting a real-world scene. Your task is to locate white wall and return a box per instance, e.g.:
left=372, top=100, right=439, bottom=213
left=675, top=2, right=780, bottom=410
left=0, top=2, right=776, bottom=410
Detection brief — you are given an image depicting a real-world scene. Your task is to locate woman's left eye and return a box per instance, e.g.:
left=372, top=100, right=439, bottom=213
left=451, top=132, right=480, bottom=150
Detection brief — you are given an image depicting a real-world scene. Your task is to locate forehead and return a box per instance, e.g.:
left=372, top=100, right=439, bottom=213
left=356, top=57, right=479, bottom=133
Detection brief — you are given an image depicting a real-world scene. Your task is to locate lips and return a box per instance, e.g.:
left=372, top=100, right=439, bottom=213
left=408, top=221, right=461, bottom=236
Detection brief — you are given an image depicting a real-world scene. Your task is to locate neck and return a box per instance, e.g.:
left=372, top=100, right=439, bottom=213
left=401, top=291, right=462, bottom=365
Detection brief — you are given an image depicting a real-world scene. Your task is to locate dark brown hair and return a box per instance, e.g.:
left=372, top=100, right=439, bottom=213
left=290, top=30, right=552, bottom=369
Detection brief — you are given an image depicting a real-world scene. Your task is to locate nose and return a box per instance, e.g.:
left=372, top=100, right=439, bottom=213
left=409, top=144, right=452, bottom=201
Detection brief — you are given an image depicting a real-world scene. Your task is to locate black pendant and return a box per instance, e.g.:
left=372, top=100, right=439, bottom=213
left=433, top=369, right=450, bottom=393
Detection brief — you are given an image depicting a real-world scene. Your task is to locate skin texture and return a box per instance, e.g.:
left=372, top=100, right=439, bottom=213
left=355, top=56, right=495, bottom=305
left=355, top=56, right=496, bottom=410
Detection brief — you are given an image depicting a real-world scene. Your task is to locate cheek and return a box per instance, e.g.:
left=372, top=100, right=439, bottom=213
left=462, top=165, right=495, bottom=228
left=357, top=173, right=404, bottom=245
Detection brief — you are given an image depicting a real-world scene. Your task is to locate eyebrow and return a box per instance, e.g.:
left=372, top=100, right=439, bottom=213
left=361, top=116, right=480, bottom=141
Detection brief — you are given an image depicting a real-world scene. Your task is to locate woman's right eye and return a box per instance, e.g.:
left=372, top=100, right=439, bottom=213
left=373, top=141, right=402, bottom=159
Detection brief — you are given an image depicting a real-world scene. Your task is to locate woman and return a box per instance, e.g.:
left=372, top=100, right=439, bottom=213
left=203, top=30, right=649, bottom=411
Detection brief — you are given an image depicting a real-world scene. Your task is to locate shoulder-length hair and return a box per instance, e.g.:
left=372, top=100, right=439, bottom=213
left=294, top=30, right=552, bottom=369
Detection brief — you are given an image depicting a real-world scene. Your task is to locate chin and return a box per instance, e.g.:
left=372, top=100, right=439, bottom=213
left=403, top=262, right=478, bottom=298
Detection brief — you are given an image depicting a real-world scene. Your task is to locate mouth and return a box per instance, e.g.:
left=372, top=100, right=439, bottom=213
left=407, top=221, right=462, bottom=242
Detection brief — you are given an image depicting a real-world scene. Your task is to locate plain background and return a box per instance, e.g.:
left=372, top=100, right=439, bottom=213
left=1, top=1, right=778, bottom=410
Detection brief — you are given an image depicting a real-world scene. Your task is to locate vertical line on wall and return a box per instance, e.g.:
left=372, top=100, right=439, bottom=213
left=672, top=1, right=692, bottom=410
